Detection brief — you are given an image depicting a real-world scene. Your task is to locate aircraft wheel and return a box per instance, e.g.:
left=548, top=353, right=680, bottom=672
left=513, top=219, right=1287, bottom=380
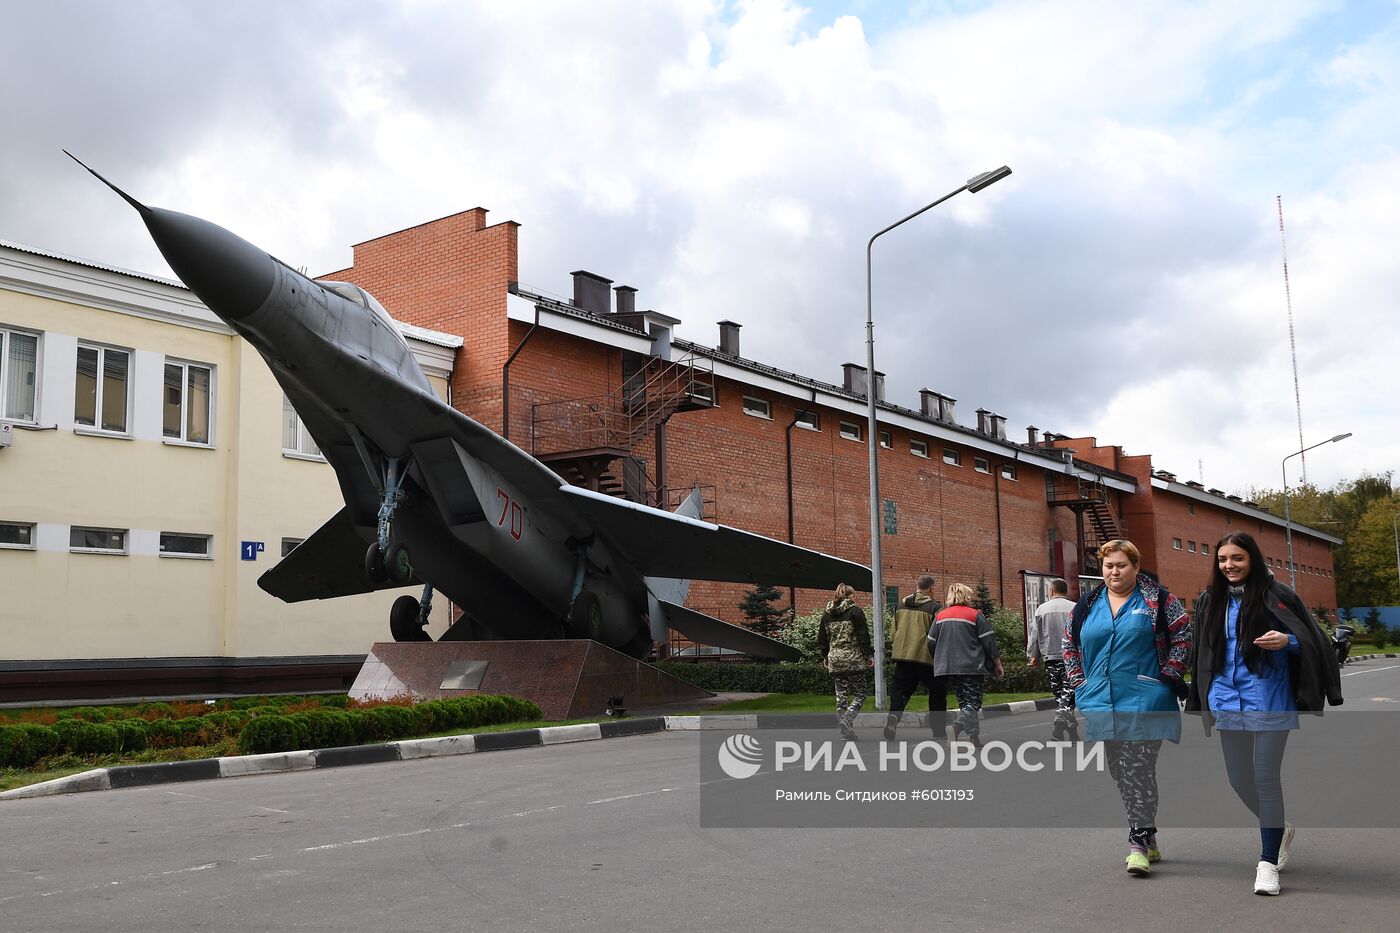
left=386, top=541, right=414, bottom=584
left=390, top=595, right=429, bottom=642
left=365, top=542, right=388, bottom=582
left=569, top=590, right=603, bottom=641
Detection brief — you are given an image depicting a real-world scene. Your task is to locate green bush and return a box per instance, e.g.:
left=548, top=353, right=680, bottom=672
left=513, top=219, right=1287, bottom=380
left=0, top=726, right=37, bottom=768
left=237, top=715, right=301, bottom=754
left=16, top=723, right=61, bottom=760
left=59, top=705, right=115, bottom=723
left=988, top=607, right=1026, bottom=662
left=134, top=701, right=175, bottom=719
left=143, top=719, right=181, bottom=748
left=317, top=694, right=350, bottom=708
left=112, top=718, right=148, bottom=752
left=53, top=721, right=120, bottom=755
left=288, top=710, right=355, bottom=749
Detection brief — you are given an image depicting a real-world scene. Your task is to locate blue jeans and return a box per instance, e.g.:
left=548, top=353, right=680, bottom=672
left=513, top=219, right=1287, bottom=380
left=1218, top=729, right=1289, bottom=862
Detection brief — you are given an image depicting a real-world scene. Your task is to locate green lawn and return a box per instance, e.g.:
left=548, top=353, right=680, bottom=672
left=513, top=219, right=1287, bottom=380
left=703, top=692, right=1049, bottom=713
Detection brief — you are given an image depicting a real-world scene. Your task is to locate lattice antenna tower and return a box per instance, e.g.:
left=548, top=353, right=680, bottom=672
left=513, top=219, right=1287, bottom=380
left=1277, top=196, right=1307, bottom=483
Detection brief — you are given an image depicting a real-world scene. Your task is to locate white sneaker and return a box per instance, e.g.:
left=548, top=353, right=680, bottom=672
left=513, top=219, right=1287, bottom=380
left=1254, top=860, right=1281, bottom=896
left=1277, top=822, right=1295, bottom=871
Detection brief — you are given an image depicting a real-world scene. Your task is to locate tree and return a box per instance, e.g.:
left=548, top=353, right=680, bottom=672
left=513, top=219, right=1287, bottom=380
left=739, top=583, right=790, bottom=638
left=972, top=575, right=997, bottom=614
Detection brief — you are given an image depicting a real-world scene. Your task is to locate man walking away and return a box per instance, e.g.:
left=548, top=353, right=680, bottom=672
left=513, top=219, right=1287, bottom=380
left=1028, top=578, right=1078, bottom=740
left=884, top=575, right=945, bottom=740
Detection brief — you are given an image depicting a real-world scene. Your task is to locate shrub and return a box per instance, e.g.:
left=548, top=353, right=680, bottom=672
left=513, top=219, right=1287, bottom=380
left=54, top=721, right=120, bottom=755
left=988, top=607, right=1026, bottom=662
left=0, top=726, right=37, bottom=768
left=237, top=715, right=301, bottom=754
left=135, top=702, right=175, bottom=720
left=112, top=718, right=148, bottom=752
left=143, top=719, right=182, bottom=749
left=16, top=723, right=61, bottom=760
left=60, top=706, right=114, bottom=723
left=317, top=694, right=350, bottom=709
left=288, top=710, right=355, bottom=749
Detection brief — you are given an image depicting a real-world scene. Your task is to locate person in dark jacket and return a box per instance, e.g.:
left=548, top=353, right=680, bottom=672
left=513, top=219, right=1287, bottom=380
left=819, top=583, right=874, bottom=741
left=927, top=582, right=1003, bottom=747
left=1064, top=539, right=1190, bottom=877
left=883, top=574, right=945, bottom=741
left=1185, top=531, right=1342, bottom=896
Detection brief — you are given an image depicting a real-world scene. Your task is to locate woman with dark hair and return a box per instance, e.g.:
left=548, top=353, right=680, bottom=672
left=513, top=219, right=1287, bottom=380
left=1186, top=531, right=1342, bottom=896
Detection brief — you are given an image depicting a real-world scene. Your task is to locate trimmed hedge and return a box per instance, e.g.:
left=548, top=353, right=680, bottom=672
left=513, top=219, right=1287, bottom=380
left=653, top=660, right=1048, bottom=695
left=237, top=695, right=543, bottom=754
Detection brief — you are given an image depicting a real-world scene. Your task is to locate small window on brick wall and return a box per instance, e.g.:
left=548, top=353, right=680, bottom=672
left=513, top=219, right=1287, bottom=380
left=742, top=395, right=771, bottom=419
left=974, top=457, right=991, bottom=474
left=910, top=439, right=928, bottom=458
left=840, top=421, right=862, bottom=441
left=943, top=448, right=961, bottom=466
left=795, top=410, right=819, bottom=431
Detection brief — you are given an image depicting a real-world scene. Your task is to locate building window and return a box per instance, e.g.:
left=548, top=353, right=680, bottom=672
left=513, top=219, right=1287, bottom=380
left=1187, top=541, right=1196, bottom=553
left=1201, top=543, right=1209, bottom=556
left=282, top=394, right=323, bottom=458
left=160, top=532, right=212, bottom=558
left=1187, top=502, right=1195, bottom=516
left=1000, top=463, right=1018, bottom=481
left=942, top=448, right=961, bottom=467
left=0, top=520, right=35, bottom=549
left=75, top=343, right=130, bottom=433
left=879, top=430, right=892, bottom=449
left=741, top=395, right=771, bottom=419
left=1266, top=557, right=1274, bottom=568
left=281, top=537, right=304, bottom=558
left=163, top=360, right=213, bottom=444
left=794, top=409, right=820, bottom=431
left=839, top=420, right=862, bottom=442
left=910, top=439, right=929, bottom=458
left=0, top=326, right=39, bottom=422
left=70, top=526, right=127, bottom=553
left=974, top=457, right=991, bottom=474
left=1172, top=538, right=1182, bottom=550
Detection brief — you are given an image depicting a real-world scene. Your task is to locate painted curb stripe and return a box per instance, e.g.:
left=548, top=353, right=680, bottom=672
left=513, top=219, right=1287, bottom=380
left=108, top=759, right=221, bottom=789
left=598, top=717, right=665, bottom=738
left=394, top=735, right=477, bottom=760
left=315, top=744, right=400, bottom=768
left=538, top=724, right=602, bottom=745
left=473, top=729, right=544, bottom=751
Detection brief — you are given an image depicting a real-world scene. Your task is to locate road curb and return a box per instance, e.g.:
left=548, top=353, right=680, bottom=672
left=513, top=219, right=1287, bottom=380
left=0, top=698, right=1059, bottom=801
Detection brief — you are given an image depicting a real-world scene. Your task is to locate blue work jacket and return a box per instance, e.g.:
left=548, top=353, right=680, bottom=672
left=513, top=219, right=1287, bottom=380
left=1075, top=586, right=1181, bottom=742
left=1207, top=595, right=1299, bottom=731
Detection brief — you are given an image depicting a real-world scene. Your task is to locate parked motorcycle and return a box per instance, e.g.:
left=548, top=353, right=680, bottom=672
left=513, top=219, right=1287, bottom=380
left=1332, top=623, right=1356, bottom=666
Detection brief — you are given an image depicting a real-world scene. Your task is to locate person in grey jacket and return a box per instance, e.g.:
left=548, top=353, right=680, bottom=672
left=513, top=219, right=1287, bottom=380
left=927, top=582, right=1003, bottom=746
left=1028, top=578, right=1078, bottom=740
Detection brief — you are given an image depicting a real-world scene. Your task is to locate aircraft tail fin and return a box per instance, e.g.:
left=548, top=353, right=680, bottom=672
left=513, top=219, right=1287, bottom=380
left=642, top=487, right=704, bottom=641
left=258, top=507, right=409, bottom=602
left=657, top=599, right=800, bottom=662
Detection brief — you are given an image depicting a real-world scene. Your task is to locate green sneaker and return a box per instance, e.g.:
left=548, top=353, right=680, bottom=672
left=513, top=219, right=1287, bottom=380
left=1125, top=849, right=1151, bottom=876
left=1147, top=835, right=1162, bottom=863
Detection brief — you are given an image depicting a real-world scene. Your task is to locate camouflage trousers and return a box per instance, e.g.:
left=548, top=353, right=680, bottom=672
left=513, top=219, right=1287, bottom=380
left=1042, top=659, right=1077, bottom=728
left=945, top=674, right=986, bottom=738
left=831, top=672, right=867, bottom=729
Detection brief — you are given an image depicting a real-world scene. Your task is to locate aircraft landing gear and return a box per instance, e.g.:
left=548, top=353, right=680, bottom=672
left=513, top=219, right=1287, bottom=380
left=568, top=589, right=603, bottom=640
left=365, top=456, right=414, bottom=584
left=390, top=584, right=434, bottom=642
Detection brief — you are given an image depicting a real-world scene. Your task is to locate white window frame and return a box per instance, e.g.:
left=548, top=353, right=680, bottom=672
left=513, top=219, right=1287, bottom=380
left=974, top=457, right=991, bottom=474
left=741, top=395, right=772, bottom=420
left=0, top=520, right=36, bottom=550
left=794, top=409, right=820, bottom=431
left=839, top=420, right=862, bottom=442
left=282, top=394, right=325, bottom=460
left=70, top=526, right=128, bottom=555
left=1201, top=543, right=1210, bottom=556
left=1172, top=538, right=1182, bottom=550
left=1187, top=541, right=1196, bottom=553
left=878, top=430, right=892, bottom=449
left=74, top=341, right=132, bottom=436
left=910, top=439, right=929, bottom=458
left=0, top=325, right=40, bottom=424
left=943, top=448, right=961, bottom=467
left=162, top=359, right=215, bottom=446
left=1000, top=463, right=1017, bottom=481
left=159, top=532, right=213, bottom=559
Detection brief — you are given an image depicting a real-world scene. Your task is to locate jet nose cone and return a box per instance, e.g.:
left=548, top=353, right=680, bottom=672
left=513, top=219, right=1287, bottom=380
left=141, top=207, right=276, bottom=322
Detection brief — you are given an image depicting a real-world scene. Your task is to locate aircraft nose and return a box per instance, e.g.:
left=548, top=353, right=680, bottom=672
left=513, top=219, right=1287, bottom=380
left=140, top=206, right=276, bottom=322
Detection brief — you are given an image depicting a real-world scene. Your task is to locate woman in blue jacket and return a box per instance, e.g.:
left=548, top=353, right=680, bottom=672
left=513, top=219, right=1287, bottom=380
left=1064, top=539, right=1191, bottom=878
left=1186, top=531, right=1342, bottom=896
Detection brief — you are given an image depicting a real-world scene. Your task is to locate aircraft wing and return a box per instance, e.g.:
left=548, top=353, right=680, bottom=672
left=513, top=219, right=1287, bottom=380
left=558, top=485, right=873, bottom=590
left=657, top=599, right=801, bottom=661
left=258, top=507, right=413, bottom=602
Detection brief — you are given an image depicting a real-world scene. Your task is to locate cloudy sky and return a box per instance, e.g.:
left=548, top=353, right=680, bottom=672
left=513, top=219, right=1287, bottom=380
left=4, top=0, right=1396, bottom=493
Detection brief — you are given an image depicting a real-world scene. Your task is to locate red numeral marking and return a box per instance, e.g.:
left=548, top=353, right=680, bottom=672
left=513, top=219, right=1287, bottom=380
left=495, top=488, right=526, bottom=541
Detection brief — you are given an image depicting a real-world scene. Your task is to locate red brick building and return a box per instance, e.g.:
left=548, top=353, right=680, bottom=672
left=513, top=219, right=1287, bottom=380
left=326, top=208, right=1341, bottom=642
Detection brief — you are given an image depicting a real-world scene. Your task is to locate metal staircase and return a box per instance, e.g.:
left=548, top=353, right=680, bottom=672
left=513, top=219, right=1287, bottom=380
left=531, top=354, right=716, bottom=516
left=1047, top=474, right=1123, bottom=556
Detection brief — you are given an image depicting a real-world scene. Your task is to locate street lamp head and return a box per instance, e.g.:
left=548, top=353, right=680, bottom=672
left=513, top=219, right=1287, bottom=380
left=967, top=165, right=1012, bottom=193
left=1331, top=432, right=1353, bottom=443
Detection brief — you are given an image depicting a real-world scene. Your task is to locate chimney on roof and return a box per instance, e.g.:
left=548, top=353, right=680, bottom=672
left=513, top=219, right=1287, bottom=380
left=571, top=270, right=613, bottom=315
left=872, top=371, right=885, bottom=402
left=1043, top=430, right=1056, bottom=446
left=614, top=285, right=636, bottom=316
left=920, top=389, right=956, bottom=424
left=843, top=363, right=868, bottom=397
left=976, top=408, right=991, bottom=434
left=989, top=413, right=1007, bottom=441
left=718, top=320, right=741, bottom=356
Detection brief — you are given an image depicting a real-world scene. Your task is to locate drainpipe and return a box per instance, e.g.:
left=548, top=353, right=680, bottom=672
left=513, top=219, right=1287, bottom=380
left=994, top=460, right=1005, bottom=605
left=501, top=299, right=540, bottom=441
left=785, top=389, right=819, bottom=616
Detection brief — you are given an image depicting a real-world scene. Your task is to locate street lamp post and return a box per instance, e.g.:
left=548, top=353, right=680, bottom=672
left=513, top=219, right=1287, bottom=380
left=1392, top=514, right=1399, bottom=597
left=1282, top=432, right=1352, bottom=589
left=865, top=165, right=1011, bottom=710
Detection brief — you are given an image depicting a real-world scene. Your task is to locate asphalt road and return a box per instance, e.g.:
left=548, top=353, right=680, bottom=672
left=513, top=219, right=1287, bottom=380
left=3, top=659, right=1399, bottom=932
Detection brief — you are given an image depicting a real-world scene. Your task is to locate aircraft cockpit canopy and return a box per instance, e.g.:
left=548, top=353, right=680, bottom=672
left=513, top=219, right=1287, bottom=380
left=318, top=280, right=407, bottom=345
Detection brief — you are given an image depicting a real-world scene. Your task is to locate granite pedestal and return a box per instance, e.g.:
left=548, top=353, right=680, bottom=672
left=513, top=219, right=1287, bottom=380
left=348, top=640, right=713, bottom=720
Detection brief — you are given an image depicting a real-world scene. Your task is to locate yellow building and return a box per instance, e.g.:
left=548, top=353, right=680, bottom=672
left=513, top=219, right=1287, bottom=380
left=0, top=240, right=458, bottom=701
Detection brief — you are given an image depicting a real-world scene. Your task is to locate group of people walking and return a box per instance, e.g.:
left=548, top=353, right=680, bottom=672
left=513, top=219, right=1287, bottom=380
left=818, top=532, right=1343, bottom=896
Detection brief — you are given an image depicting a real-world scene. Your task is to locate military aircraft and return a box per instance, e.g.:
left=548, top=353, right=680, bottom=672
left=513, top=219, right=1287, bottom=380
left=70, top=153, right=871, bottom=661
